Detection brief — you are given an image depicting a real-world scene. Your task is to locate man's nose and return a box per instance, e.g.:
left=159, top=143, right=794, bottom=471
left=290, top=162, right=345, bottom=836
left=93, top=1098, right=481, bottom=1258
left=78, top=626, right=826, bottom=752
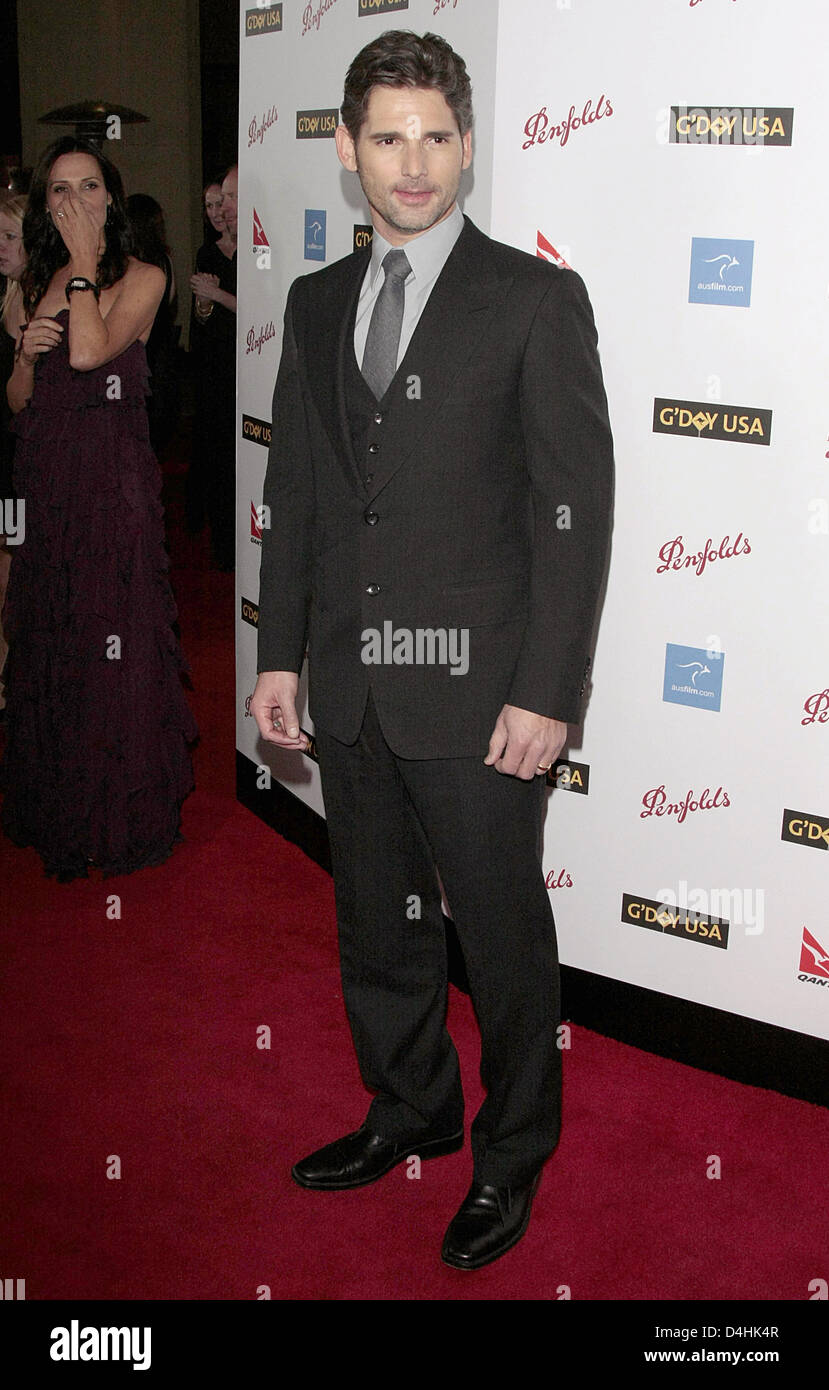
left=400, top=139, right=427, bottom=178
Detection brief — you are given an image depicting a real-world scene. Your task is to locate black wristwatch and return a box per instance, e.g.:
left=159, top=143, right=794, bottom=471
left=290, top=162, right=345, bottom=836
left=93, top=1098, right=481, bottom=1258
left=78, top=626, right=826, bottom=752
left=65, top=276, right=100, bottom=301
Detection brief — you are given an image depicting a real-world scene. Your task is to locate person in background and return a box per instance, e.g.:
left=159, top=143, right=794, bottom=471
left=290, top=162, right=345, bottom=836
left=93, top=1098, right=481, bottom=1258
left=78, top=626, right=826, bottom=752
left=126, top=193, right=180, bottom=453
left=0, top=190, right=28, bottom=714
left=189, top=167, right=237, bottom=569
left=203, top=179, right=227, bottom=248
left=185, top=178, right=229, bottom=533
left=1, top=136, right=196, bottom=880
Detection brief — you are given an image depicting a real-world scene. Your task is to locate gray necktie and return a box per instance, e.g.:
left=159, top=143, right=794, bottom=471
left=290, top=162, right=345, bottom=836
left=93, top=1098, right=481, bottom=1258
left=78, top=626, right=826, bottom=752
left=361, top=248, right=411, bottom=400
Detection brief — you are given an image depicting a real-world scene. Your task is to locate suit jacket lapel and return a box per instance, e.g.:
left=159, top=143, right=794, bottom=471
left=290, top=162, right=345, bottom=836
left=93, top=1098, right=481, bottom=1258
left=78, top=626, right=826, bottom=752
left=302, top=245, right=370, bottom=490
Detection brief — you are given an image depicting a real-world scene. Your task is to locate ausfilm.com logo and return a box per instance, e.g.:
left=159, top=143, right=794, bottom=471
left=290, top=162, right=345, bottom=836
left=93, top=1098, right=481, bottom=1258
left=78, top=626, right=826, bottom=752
left=688, top=236, right=754, bottom=308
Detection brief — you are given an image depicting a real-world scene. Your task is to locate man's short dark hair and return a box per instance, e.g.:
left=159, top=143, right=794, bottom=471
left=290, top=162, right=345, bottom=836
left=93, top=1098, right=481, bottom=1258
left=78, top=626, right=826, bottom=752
left=341, top=30, right=474, bottom=142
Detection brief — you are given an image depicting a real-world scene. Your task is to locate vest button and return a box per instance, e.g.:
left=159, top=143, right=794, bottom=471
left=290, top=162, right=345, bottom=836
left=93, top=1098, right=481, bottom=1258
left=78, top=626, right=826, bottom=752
left=368, top=442, right=380, bottom=454
left=374, top=412, right=383, bottom=425
left=365, top=473, right=374, bottom=484
left=364, top=510, right=379, bottom=526
left=365, top=583, right=381, bottom=595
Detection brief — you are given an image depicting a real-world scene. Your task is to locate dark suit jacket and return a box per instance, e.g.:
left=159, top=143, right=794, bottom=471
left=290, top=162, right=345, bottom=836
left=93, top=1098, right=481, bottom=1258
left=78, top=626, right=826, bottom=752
left=257, top=216, right=614, bottom=758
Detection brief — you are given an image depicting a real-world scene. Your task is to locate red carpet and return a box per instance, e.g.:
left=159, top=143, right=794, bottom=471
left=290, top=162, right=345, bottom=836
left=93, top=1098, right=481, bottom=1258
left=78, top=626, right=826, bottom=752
left=2, top=441, right=828, bottom=1302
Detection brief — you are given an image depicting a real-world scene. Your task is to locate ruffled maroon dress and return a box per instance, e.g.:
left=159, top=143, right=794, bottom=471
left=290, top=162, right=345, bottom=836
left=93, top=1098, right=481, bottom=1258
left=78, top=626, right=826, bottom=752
left=0, top=308, right=197, bottom=880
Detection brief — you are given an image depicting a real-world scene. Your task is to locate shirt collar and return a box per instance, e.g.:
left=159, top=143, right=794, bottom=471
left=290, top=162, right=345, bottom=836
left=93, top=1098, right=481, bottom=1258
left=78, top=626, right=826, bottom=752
left=367, top=202, right=465, bottom=290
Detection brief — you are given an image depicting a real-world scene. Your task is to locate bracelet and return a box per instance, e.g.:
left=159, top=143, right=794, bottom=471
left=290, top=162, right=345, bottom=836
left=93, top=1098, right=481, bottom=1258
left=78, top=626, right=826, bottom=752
left=195, top=300, right=214, bottom=320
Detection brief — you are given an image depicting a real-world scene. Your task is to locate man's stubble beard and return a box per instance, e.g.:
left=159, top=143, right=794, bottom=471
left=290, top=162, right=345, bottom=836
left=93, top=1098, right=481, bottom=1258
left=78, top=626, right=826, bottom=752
left=356, top=160, right=461, bottom=238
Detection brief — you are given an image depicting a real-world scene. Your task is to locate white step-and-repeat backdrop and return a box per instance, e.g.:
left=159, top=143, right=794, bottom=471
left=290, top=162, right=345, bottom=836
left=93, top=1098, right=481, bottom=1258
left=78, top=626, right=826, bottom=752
left=235, top=0, right=829, bottom=1045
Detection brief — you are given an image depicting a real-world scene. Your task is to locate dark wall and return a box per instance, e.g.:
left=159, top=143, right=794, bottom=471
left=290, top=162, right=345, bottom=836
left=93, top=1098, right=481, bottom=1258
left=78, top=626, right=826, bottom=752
left=200, top=0, right=240, bottom=181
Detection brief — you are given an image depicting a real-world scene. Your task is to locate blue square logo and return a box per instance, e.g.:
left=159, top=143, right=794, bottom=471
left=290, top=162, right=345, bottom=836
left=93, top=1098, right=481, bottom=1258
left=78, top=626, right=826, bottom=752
left=304, top=209, right=326, bottom=261
left=663, top=643, right=724, bottom=712
left=689, top=237, right=753, bottom=307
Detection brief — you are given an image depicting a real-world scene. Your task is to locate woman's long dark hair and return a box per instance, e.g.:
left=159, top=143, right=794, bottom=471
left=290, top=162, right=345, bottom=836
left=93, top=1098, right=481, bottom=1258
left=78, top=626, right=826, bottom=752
left=20, top=136, right=132, bottom=319
left=126, top=193, right=169, bottom=270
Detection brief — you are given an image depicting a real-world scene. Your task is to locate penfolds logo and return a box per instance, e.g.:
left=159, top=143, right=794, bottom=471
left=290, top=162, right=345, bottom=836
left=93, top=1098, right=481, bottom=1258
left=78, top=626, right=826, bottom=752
left=523, top=95, right=613, bottom=151
left=246, top=321, right=276, bottom=356
left=641, top=784, right=730, bottom=825
left=657, top=532, right=750, bottom=579
left=545, top=869, right=573, bottom=890
left=302, top=0, right=339, bottom=35
left=248, top=105, right=278, bottom=148
left=802, top=689, right=829, bottom=726
left=690, top=0, right=738, bottom=7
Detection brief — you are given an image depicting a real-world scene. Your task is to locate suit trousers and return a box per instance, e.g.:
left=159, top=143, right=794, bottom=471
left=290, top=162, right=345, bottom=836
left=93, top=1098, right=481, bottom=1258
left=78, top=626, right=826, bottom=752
left=314, top=689, right=562, bottom=1186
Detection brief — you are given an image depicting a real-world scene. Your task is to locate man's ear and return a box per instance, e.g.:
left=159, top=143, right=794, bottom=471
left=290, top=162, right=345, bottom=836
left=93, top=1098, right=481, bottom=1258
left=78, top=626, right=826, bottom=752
left=461, top=129, right=473, bottom=171
left=335, top=124, right=359, bottom=173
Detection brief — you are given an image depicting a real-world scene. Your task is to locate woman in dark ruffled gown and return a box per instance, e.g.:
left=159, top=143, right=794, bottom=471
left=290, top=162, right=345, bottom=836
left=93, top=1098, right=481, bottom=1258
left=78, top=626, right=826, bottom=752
left=1, top=137, right=197, bottom=881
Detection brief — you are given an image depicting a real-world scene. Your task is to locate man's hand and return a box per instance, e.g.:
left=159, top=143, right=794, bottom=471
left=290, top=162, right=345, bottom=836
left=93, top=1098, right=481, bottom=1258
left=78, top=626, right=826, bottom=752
left=250, top=671, right=310, bottom=749
left=484, top=704, right=567, bottom=780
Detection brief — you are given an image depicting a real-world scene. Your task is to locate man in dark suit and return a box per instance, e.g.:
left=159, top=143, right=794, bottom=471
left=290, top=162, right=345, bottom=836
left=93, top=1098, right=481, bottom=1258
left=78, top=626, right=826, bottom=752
left=251, top=30, right=613, bottom=1270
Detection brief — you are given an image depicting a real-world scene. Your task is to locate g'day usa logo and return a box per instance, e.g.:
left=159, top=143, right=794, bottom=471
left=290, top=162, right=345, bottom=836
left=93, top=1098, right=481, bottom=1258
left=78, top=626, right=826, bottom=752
left=781, top=808, right=829, bottom=852
left=296, top=108, right=338, bottom=139
left=358, top=0, right=410, bottom=16
left=689, top=237, right=753, bottom=307
left=622, top=893, right=729, bottom=949
left=663, top=643, right=724, bottom=712
left=353, top=224, right=373, bottom=252
left=548, top=758, right=589, bottom=794
left=245, top=3, right=283, bottom=37
left=240, top=597, right=260, bottom=628
left=670, top=105, right=794, bottom=146
left=654, top=398, right=771, bottom=446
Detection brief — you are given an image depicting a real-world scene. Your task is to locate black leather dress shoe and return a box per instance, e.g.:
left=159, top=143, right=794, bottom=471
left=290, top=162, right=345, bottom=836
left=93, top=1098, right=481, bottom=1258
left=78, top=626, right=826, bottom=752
left=441, top=1172, right=542, bottom=1270
left=291, top=1124, right=464, bottom=1190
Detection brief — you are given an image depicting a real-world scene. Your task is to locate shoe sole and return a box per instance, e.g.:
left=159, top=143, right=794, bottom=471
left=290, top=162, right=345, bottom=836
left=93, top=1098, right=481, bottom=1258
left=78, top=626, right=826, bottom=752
left=440, top=1174, right=542, bottom=1271
left=291, top=1129, right=465, bottom=1191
